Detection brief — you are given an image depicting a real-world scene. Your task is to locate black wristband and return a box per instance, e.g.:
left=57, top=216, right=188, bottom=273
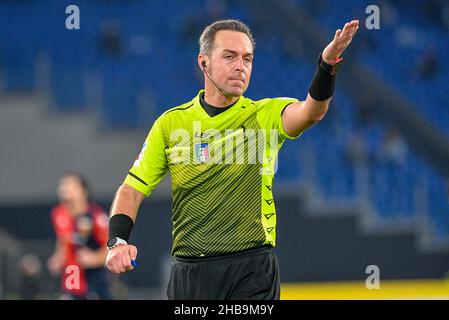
left=308, top=54, right=339, bottom=101
left=109, top=214, right=134, bottom=243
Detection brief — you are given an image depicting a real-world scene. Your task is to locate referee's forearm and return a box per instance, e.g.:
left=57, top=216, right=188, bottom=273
left=303, top=93, right=331, bottom=122
left=110, top=184, right=144, bottom=222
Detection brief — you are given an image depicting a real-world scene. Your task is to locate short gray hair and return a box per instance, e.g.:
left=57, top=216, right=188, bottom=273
left=199, top=19, right=256, bottom=55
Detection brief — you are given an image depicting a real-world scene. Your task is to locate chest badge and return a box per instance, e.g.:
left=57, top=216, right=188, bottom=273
left=195, top=143, right=209, bottom=163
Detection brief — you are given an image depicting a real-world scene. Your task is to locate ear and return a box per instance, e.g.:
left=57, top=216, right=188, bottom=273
left=198, top=55, right=208, bottom=71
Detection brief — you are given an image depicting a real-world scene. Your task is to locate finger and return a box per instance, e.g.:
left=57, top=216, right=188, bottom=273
left=334, top=29, right=342, bottom=40
left=348, top=25, right=359, bottom=43
left=346, top=26, right=356, bottom=42
left=116, top=262, right=126, bottom=273
left=121, top=254, right=133, bottom=271
left=337, top=26, right=356, bottom=50
left=112, top=264, right=121, bottom=274
left=111, top=253, right=127, bottom=273
left=345, top=21, right=358, bottom=36
left=346, top=24, right=358, bottom=41
left=129, top=246, right=138, bottom=260
left=341, top=22, right=351, bottom=36
left=348, top=30, right=357, bottom=44
left=342, top=24, right=355, bottom=40
left=107, top=254, right=117, bottom=267
left=352, top=21, right=360, bottom=34
left=337, top=30, right=352, bottom=48
left=345, top=21, right=357, bottom=31
left=126, top=246, right=138, bottom=271
left=125, top=265, right=134, bottom=272
left=338, top=25, right=346, bottom=39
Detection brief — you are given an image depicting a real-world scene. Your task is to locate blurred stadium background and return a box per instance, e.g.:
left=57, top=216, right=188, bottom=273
left=1, top=0, right=449, bottom=299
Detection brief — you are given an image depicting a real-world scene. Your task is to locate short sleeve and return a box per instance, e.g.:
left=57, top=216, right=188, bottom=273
left=124, top=117, right=168, bottom=196
left=256, top=97, right=302, bottom=141
left=50, top=207, right=72, bottom=243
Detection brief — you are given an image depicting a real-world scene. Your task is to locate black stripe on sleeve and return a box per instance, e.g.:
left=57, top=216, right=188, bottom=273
left=281, top=102, right=295, bottom=116
left=128, top=172, right=148, bottom=186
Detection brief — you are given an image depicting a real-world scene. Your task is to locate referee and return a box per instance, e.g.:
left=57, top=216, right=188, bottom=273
left=105, top=19, right=359, bottom=299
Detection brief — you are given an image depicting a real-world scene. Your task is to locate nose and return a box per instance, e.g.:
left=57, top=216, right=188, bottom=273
left=233, top=56, right=244, bottom=71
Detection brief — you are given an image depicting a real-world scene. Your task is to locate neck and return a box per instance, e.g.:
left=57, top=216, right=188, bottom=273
left=204, top=83, right=239, bottom=107
left=66, top=201, right=88, bottom=217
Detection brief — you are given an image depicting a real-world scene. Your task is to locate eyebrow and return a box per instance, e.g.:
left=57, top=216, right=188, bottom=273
left=222, top=49, right=254, bottom=57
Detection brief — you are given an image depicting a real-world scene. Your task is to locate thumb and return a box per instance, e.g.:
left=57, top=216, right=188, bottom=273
left=334, top=29, right=342, bottom=40
left=128, top=245, right=138, bottom=260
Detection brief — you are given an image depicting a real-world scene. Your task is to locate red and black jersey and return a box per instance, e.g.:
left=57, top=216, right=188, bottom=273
left=50, top=202, right=108, bottom=296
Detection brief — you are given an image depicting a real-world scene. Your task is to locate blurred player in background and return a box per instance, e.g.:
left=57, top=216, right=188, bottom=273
left=105, top=19, right=359, bottom=299
left=47, top=173, right=111, bottom=299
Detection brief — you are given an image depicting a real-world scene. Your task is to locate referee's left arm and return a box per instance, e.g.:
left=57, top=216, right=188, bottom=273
left=282, top=20, right=359, bottom=137
left=106, top=116, right=168, bottom=274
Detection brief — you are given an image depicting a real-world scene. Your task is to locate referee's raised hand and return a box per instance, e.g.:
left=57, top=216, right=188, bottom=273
left=322, top=20, right=359, bottom=64
left=106, top=244, right=138, bottom=274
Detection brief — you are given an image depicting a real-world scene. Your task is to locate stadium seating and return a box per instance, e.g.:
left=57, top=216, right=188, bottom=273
left=0, top=0, right=447, bottom=240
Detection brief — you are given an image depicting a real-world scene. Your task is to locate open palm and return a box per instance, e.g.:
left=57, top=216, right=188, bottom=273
left=322, top=20, right=359, bottom=64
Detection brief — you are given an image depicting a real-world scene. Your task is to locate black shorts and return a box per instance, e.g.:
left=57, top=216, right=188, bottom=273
left=167, top=246, right=280, bottom=300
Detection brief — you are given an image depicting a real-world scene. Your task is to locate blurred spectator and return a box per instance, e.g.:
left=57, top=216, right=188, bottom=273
left=0, top=229, right=23, bottom=299
left=345, top=130, right=366, bottom=166
left=425, top=0, right=449, bottom=30
left=379, top=128, right=407, bottom=166
left=425, top=0, right=442, bottom=24
left=356, top=92, right=378, bottom=126
left=352, top=28, right=376, bottom=55
left=47, top=173, right=111, bottom=300
left=377, top=129, right=408, bottom=214
left=379, top=0, right=398, bottom=27
left=441, top=2, right=449, bottom=30
left=128, top=35, right=152, bottom=56
left=282, top=33, right=305, bottom=60
left=304, top=0, right=329, bottom=15
left=417, top=46, right=438, bottom=79
left=181, top=0, right=226, bottom=43
left=446, top=179, right=449, bottom=201
left=395, top=26, right=420, bottom=50
left=98, top=19, right=123, bottom=57
left=17, top=254, right=45, bottom=300
left=205, top=0, right=227, bottom=24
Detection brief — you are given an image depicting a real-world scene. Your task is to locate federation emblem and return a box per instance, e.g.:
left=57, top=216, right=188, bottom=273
left=195, top=143, right=209, bottom=163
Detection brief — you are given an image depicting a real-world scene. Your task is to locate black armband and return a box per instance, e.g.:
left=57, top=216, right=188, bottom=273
left=109, top=214, right=134, bottom=242
left=308, top=54, right=342, bottom=101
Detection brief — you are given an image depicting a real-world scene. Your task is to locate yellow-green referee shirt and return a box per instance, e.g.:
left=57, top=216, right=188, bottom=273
left=124, top=90, right=301, bottom=257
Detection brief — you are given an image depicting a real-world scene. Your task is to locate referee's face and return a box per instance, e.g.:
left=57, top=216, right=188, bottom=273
left=207, top=30, right=253, bottom=97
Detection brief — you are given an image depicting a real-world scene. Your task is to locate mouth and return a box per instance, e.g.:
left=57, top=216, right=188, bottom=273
left=229, top=77, right=245, bottom=84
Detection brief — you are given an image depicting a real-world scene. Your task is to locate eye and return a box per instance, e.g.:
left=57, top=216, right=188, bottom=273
left=224, top=55, right=233, bottom=60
